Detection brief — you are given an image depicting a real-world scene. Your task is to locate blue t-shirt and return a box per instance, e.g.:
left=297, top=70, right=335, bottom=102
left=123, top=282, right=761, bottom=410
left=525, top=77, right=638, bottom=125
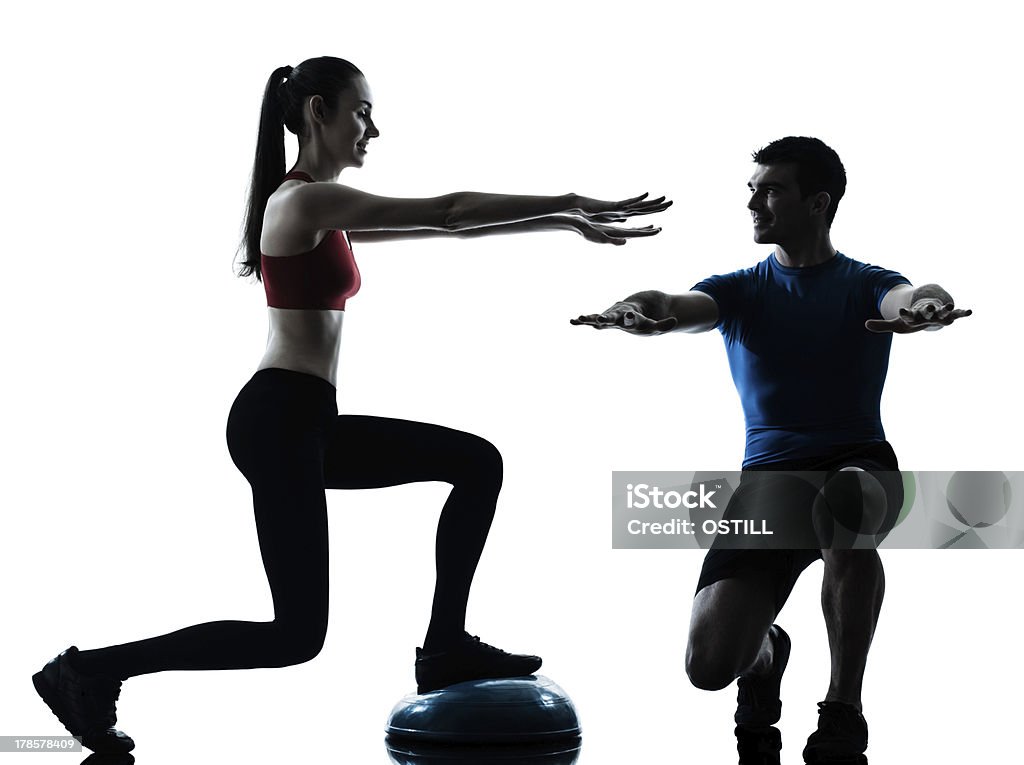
left=691, top=252, right=911, bottom=467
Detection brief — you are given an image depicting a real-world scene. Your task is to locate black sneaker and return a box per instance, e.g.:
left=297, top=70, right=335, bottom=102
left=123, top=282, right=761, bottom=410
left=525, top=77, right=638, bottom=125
left=32, top=646, right=134, bottom=754
left=735, top=724, right=782, bottom=765
left=735, top=624, right=791, bottom=726
left=415, top=633, right=542, bottom=694
left=802, top=701, right=868, bottom=764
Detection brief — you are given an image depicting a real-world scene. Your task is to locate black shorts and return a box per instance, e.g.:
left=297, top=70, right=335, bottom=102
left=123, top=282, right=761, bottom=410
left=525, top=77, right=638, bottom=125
left=694, top=440, right=903, bottom=613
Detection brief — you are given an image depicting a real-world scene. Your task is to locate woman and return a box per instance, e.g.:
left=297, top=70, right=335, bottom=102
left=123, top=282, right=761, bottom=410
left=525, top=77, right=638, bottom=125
left=33, top=56, right=670, bottom=754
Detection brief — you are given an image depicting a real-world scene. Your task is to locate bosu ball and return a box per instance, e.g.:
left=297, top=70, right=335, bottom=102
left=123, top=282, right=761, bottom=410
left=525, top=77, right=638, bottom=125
left=385, top=675, right=581, bottom=756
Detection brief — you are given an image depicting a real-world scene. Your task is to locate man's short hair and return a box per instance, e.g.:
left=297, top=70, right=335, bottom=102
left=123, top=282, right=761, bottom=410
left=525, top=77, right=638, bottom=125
left=752, top=137, right=847, bottom=225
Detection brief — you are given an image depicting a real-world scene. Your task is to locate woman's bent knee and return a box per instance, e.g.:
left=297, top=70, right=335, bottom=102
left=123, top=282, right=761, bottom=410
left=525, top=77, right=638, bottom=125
left=266, top=621, right=327, bottom=667
left=445, top=432, right=503, bottom=488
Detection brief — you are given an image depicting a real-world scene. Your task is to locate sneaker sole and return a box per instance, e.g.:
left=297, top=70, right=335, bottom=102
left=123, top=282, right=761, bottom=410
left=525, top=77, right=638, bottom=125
left=803, top=737, right=867, bottom=765
left=417, top=660, right=543, bottom=694
left=804, top=754, right=867, bottom=765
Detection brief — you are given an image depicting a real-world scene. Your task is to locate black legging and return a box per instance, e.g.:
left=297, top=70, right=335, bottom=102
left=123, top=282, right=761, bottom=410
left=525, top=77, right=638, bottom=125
left=75, top=367, right=501, bottom=680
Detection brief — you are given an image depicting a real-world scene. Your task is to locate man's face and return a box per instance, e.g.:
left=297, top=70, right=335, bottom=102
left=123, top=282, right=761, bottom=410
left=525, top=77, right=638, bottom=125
left=747, top=163, right=823, bottom=245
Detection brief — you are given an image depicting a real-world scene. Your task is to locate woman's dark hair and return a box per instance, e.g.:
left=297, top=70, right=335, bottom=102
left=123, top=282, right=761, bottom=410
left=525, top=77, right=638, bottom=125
left=752, top=136, right=847, bottom=226
left=237, top=56, right=364, bottom=280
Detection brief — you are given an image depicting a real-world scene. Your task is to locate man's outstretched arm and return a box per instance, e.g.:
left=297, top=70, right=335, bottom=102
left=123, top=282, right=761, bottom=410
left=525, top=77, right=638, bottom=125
left=570, top=290, right=719, bottom=335
left=867, top=283, right=973, bottom=333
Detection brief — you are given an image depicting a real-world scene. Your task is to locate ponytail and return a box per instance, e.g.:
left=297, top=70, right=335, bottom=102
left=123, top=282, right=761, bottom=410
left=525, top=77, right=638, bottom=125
left=237, top=65, right=293, bottom=280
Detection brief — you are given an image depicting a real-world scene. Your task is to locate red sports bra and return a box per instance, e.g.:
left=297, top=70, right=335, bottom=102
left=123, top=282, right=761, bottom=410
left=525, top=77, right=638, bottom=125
left=261, top=171, right=361, bottom=310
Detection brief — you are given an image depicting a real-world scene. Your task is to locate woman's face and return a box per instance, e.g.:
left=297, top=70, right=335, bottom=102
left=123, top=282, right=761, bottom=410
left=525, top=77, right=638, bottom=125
left=319, top=75, right=379, bottom=170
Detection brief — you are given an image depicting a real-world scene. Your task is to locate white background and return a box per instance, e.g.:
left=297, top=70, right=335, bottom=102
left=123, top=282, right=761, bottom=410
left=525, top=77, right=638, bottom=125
left=2, top=1, right=1021, bottom=763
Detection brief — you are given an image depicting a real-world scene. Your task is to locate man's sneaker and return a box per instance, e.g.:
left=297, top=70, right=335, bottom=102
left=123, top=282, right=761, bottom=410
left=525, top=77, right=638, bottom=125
left=735, top=724, right=782, bottom=765
left=802, top=701, right=868, bottom=764
left=735, top=624, right=791, bottom=726
left=415, top=632, right=542, bottom=694
left=32, top=646, right=134, bottom=754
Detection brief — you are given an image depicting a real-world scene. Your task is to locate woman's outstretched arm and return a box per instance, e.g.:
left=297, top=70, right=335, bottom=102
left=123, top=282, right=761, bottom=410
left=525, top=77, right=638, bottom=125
left=278, top=182, right=670, bottom=234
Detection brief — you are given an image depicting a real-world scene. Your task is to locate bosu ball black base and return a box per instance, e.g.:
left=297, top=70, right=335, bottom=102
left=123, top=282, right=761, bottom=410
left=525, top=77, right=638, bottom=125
left=385, top=737, right=582, bottom=765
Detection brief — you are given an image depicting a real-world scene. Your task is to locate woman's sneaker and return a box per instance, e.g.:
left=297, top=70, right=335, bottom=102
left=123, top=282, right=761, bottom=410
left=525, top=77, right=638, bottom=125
left=802, top=701, right=868, bottom=764
left=735, top=624, right=791, bottom=726
left=32, top=646, right=134, bottom=753
left=415, top=633, right=542, bottom=694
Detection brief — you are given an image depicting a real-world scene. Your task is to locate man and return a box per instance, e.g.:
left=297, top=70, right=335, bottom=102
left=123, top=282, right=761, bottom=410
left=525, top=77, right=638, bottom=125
left=572, top=137, right=970, bottom=764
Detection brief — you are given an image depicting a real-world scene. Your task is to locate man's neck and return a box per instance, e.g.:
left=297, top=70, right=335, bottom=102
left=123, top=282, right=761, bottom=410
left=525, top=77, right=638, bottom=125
left=773, top=231, right=837, bottom=268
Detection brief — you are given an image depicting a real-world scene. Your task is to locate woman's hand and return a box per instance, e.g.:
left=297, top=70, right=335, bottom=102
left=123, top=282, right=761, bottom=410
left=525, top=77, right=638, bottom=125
left=570, top=193, right=673, bottom=222
left=572, top=219, right=662, bottom=245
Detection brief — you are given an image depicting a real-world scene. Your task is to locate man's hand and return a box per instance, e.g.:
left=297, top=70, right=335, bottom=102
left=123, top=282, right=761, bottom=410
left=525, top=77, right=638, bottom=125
left=865, top=300, right=973, bottom=333
left=570, top=302, right=678, bottom=334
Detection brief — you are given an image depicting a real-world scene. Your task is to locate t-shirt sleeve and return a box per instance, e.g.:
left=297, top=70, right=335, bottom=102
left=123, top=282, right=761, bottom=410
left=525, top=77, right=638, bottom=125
left=691, top=269, right=749, bottom=331
left=860, top=263, right=912, bottom=314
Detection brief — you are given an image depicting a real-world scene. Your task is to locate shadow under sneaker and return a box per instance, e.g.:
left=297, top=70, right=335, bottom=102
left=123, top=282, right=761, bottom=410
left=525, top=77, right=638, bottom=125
left=735, top=624, right=791, bottom=726
left=802, top=701, right=868, bottom=764
left=415, top=633, right=542, bottom=694
left=32, top=646, right=134, bottom=754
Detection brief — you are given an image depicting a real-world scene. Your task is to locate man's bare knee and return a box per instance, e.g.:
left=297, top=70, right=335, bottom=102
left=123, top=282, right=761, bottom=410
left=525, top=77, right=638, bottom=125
left=686, top=578, right=774, bottom=691
left=685, top=639, right=742, bottom=691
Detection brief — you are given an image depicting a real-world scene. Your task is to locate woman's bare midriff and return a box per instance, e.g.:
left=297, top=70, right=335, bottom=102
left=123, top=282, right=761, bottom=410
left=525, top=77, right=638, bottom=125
left=256, top=307, right=345, bottom=387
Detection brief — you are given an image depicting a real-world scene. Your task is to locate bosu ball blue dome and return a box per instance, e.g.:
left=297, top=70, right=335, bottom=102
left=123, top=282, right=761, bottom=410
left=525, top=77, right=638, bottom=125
left=385, top=675, right=581, bottom=746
